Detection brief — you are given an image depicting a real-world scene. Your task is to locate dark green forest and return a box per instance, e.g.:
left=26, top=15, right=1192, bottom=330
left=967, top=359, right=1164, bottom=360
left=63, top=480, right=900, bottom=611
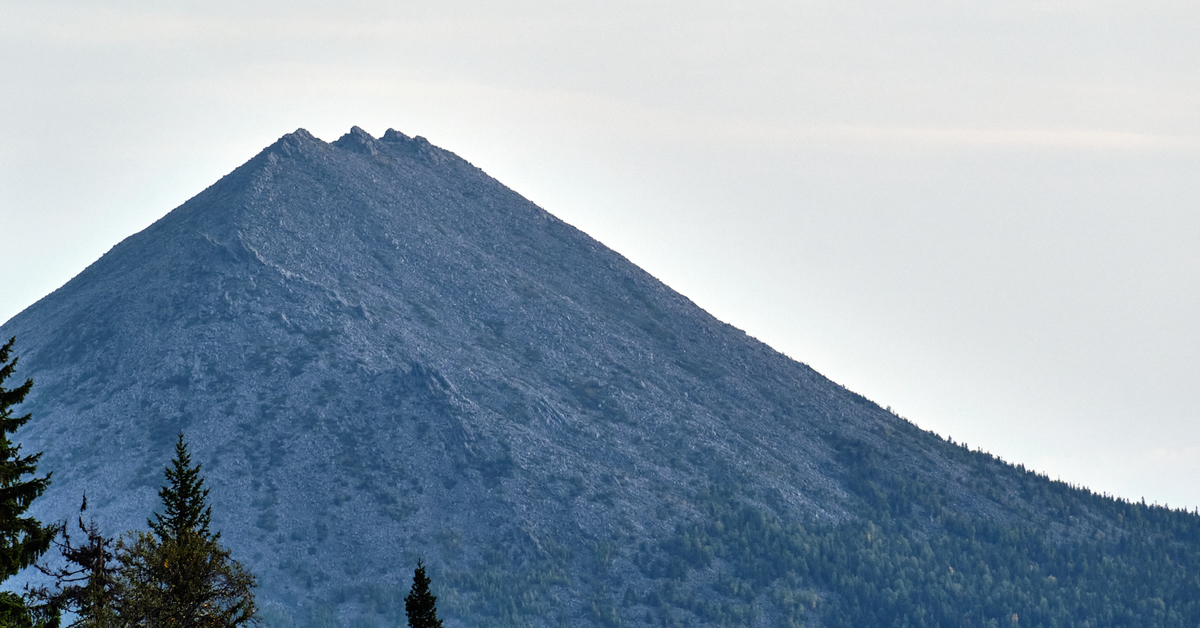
left=616, top=430, right=1200, bottom=627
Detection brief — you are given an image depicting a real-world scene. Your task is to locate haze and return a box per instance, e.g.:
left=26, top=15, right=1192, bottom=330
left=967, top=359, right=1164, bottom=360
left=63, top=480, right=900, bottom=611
left=2, top=0, right=1199, bottom=508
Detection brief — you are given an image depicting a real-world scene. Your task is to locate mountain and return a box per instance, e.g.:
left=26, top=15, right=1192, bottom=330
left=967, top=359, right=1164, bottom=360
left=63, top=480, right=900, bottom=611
left=3, top=127, right=1200, bottom=628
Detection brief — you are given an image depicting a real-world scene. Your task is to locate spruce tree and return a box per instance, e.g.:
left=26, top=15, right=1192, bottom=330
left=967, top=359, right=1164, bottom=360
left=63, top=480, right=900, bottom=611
left=147, top=433, right=213, bottom=543
left=0, top=337, right=55, bottom=627
left=404, top=559, right=443, bottom=628
left=117, top=434, right=256, bottom=628
left=117, top=531, right=255, bottom=628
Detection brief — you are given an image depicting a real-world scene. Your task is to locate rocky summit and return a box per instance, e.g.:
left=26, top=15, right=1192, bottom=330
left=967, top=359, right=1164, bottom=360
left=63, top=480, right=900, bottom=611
left=4, top=127, right=1200, bottom=628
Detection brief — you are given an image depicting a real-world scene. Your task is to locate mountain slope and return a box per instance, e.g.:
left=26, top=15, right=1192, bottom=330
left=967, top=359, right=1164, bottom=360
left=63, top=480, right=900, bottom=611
left=4, top=127, right=1199, bottom=627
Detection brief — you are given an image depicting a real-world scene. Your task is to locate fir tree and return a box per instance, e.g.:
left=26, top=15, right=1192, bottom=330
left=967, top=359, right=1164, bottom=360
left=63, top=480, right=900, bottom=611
left=116, top=530, right=255, bottom=628
left=147, top=433, right=213, bottom=543
left=117, top=435, right=256, bottom=628
left=0, top=337, right=55, bottom=627
left=404, top=559, right=443, bottom=628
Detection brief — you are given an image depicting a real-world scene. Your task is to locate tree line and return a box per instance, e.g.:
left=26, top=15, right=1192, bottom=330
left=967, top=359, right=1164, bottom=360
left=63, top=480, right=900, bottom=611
left=0, top=337, right=443, bottom=628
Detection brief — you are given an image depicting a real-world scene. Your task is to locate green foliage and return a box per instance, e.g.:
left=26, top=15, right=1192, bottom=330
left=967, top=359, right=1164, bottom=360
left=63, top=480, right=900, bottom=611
left=0, top=337, right=56, bottom=627
left=116, top=435, right=257, bottom=628
left=404, top=560, right=442, bottom=628
left=629, top=433, right=1200, bottom=627
left=115, top=530, right=256, bottom=628
left=148, top=434, right=214, bottom=544
left=0, top=590, right=55, bottom=628
left=433, top=534, right=574, bottom=628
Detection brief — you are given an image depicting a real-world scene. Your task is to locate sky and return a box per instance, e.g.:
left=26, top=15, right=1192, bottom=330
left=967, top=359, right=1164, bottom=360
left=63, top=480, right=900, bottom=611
left=2, top=0, right=1199, bottom=509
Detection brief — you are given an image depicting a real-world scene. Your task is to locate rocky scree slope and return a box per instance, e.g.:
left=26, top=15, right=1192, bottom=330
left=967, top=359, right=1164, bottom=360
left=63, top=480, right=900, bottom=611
left=3, top=127, right=1199, bottom=628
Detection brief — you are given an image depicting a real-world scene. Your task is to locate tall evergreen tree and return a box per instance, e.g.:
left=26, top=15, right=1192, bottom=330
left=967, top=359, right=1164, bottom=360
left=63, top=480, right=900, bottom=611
left=117, top=435, right=256, bottom=628
left=147, top=433, right=213, bottom=543
left=117, top=531, right=255, bottom=628
left=0, top=337, right=55, bottom=627
left=404, top=560, right=443, bottom=628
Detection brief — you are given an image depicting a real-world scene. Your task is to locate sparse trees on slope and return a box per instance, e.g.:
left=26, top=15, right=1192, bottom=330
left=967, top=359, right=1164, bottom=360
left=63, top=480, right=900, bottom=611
left=0, top=337, right=55, bottom=627
left=404, top=560, right=442, bottom=628
left=116, top=434, right=256, bottom=628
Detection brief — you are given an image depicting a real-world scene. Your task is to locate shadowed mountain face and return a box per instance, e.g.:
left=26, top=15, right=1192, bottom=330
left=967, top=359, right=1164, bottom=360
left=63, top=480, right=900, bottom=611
left=5, top=128, right=1200, bottom=628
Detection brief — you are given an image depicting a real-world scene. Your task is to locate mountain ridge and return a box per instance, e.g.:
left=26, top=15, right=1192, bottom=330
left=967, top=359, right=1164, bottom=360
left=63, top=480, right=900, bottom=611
left=4, top=127, right=1199, bottom=627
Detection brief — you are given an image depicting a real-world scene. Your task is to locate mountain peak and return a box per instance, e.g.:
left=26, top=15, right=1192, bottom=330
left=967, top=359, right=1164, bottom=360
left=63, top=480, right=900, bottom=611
left=381, top=128, right=411, bottom=142
left=332, top=125, right=383, bottom=156
left=5, top=126, right=1199, bottom=628
left=256, top=127, right=326, bottom=160
left=380, top=127, right=441, bottom=161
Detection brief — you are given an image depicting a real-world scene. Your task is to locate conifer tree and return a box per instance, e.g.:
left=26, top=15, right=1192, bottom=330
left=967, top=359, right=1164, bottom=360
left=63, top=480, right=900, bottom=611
left=0, top=337, right=55, bottom=627
left=147, top=433, right=213, bottom=543
left=404, top=560, right=443, bottom=628
left=117, top=435, right=256, bottom=628
left=31, top=496, right=118, bottom=628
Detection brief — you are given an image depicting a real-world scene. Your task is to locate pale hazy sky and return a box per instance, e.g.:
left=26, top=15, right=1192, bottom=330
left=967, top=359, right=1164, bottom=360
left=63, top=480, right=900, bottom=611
left=3, top=1, right=1199, bottom=508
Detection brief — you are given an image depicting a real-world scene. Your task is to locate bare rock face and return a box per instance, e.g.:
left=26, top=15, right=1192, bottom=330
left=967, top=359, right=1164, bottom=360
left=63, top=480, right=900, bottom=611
left=3, top=128, right=1173, bottom=627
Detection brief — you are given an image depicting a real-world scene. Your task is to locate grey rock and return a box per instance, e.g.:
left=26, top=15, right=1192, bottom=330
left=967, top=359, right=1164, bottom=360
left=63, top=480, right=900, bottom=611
left=0, top=128, right=1067, bottom=626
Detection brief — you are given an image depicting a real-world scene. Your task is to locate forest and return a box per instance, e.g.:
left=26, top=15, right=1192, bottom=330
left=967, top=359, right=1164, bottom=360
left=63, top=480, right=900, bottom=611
left=619, top=430, right=1200, bottom=627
